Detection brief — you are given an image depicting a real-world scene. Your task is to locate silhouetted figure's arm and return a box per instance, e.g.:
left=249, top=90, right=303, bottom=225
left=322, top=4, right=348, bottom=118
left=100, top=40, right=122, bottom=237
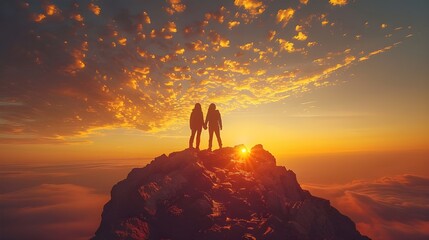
left=218, top=111, right=222, bottom=130
left=204, top=112, right=209, bottom=129
left=200, top=113, right=204, bottom=129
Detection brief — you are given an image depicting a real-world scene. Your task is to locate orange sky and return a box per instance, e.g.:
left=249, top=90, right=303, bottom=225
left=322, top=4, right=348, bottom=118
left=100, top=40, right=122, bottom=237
left=0, top=0, right=428, bottom=163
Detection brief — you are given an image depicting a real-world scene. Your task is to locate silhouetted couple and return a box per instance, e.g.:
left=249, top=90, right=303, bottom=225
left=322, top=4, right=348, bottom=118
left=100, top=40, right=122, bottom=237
left=189, top=103, right=222, bottom=151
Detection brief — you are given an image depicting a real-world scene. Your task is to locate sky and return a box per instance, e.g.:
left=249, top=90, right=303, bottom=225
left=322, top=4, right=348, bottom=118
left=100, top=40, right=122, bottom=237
left=0, top=0, right=428, bottom=239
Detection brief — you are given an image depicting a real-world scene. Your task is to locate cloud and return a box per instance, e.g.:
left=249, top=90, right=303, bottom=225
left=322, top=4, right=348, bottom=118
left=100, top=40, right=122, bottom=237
left=88, top=3, right=101, bottom=15
left=294, top=31, right=308, bottom=41
left=0, top=0, right=412, bottom=142
left=186, top=40, right=209, bottom=51
left=0, top=159, right=150, bottom=239
left=303, top=175, right=429, bottom=240
left=277, top=39, right=296, bottom=53
left=239, top=42, right=254, bottom=51
left=208, top=31, right=230, bottom=49
left=329, top=0, right=348, bottom=6
left=358, top=44, right=396, bottom=62
left=43, top=4, right=60, bottom=16
left=234, top=0, right=266, bottom=16
left=228, top=21, right=241, bottom=30
left=165, top=0, right=186, bottom=15
left=276, top=8, right=295, bottom=27
left=0, top=184, right=108, bottom=240
left=267, top=30, right=276, bottom=41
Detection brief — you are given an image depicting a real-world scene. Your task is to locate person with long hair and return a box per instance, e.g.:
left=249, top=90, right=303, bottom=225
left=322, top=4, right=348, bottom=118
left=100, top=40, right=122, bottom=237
left=189, top=103, right=204, bottom=150
left=204, top=103, right=222, bottom=151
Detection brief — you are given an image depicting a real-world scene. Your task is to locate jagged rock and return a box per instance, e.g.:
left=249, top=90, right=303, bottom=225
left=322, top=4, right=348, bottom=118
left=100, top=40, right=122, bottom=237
left=93, top=145, right=370, bottom=240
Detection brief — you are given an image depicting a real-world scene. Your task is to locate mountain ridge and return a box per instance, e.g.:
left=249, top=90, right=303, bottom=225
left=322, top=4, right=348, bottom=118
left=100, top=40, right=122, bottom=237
left=93, top=144, right=370, bottom=240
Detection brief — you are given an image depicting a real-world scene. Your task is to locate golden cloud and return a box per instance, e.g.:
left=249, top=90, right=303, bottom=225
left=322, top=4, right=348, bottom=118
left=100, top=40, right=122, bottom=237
left=44, top=4, right=60, bottom=16
left=32, top=13, right=46, bottom=22
left=175, top=48, right=185, bottom=55
left=294, top=32, right=308, bottom=41
left=234, top=0, right=266, bottom=16
left=277, top=39, right=295, bottom=53
left=329, top=0, right=348, bottom=6
left=186, top=40, right=208, bottom=51
left=359, top=45, right=395, bottom=61
left=276, top=8, right=295, bottom=27
left=142, top=12, right=151, bottom=24
left=208, top=31, right=230, bottom=48
left=165, top=0, right=187, bottom=15
left=307, top=41, right=317, bottom=47
left=165, top=72, right=191, bottom=81
left=197, top=68, right=209, bottom=76
left=228, top=21, right=241, bottom=30
left=88, top=3, right=101, bottom=15
left=239, top=42, right=254, bottom=51
left=118, top=37, right=127, bottom=46
left=134, top=67, right=150, bottom=75
left=64, top=49, right=86, bottom=75
left=205, top=7, right=226, bottom=24
left=71, top=13, right=84, bottom=22
left=267, top=30, right=276, bottom=41
left=192, top=55, right=208, bottom=63
left=167, top=21, right=177, bottom=33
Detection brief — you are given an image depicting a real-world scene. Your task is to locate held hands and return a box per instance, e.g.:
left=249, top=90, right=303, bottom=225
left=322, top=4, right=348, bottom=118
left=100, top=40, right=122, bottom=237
left=203, top=124, right=207, bottom=130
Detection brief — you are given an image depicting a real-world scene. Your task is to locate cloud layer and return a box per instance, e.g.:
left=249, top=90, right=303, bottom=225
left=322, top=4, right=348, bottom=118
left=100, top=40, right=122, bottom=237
left=0, top=0, right=412, bottom=142
left=303, top=175, right=429, bottom=240
left=0, top=184, right=108, bottom=240
left=0, top=160, right=143, bottom=239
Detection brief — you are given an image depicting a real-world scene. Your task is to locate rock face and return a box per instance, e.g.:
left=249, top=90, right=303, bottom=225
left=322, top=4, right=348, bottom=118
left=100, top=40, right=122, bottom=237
left=93, top=145, right=370, bottom=240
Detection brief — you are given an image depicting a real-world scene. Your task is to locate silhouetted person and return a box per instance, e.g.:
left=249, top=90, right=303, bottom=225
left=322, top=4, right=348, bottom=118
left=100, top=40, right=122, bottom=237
left=189, top=103, right=204, bottom=150
left=205, top=103, right=222, bottom=151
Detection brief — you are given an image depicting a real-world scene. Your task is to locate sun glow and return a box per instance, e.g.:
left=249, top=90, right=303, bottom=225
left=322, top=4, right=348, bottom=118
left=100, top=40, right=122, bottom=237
left=235, top=146, right=251, bottom=164
left=240, top=147, right=249, bottom=155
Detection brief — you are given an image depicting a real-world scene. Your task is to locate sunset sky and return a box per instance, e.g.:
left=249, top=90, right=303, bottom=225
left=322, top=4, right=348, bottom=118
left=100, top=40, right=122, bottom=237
left=1, top=0, right=428, bottom=239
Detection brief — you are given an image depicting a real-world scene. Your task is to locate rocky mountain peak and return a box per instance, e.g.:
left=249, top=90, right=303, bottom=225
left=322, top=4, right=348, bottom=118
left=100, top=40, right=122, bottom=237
left=93, top=145, right=370, bottom=240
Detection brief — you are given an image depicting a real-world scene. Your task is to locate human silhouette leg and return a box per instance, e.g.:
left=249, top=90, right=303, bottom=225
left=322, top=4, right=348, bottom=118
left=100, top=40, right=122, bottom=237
left=189, top=129, right=196, bottom=148
left=214, top=128, right=222, bottom=149
left=208, top=128, right=214, bottom=150
left=196, top=129, right=202, bottom=150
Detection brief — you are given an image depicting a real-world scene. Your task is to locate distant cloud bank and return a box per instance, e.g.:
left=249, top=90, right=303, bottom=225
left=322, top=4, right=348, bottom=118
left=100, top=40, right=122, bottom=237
left=304, top=174, right=429, bottom=240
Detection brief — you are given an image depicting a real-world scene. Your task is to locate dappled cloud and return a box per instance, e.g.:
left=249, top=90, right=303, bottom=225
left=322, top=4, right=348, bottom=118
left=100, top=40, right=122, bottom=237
left=234, top=0, right=266, bottom=16
left=0, top=0, right=412, bottom=142
left=329, top=0, right=348, bottom=6
left=276, top=8, right=295, bottom=27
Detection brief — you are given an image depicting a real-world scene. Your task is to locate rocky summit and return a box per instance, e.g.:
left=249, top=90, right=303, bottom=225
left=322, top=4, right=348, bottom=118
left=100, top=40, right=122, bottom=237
left=93, top=145, right=370, bottom=240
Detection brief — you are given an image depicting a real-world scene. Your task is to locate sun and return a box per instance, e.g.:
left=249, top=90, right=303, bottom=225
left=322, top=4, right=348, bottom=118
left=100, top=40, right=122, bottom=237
left=235, top=145, right=250, bottom=162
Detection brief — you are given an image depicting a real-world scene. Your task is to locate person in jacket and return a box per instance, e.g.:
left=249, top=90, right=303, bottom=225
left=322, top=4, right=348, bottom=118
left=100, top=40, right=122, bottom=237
left=189, top=103, right=204, bottom=150
left=204, top=103, right=222, bottom=151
